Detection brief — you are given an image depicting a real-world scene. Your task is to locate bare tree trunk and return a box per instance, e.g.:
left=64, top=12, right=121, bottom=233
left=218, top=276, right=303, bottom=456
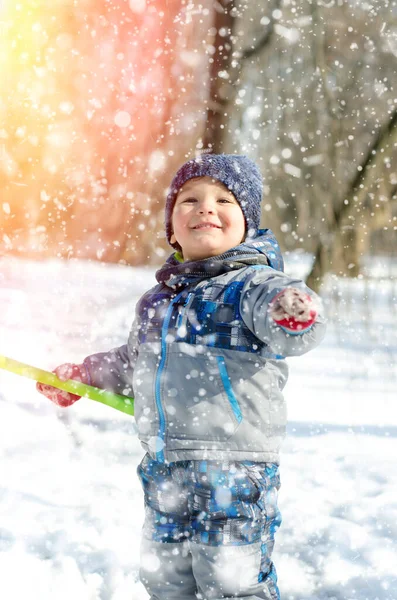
left=202, top=0, right=236, bottom=151
left=203, top=0, right=281, bottom=152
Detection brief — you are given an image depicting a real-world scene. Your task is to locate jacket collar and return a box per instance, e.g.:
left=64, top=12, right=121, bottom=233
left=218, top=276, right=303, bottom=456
left=156, top=229, right=284, bottom=290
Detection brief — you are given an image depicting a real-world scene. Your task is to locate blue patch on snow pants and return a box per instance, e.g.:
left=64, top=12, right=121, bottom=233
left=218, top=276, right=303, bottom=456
left=137, top=454, right=282, bottom=600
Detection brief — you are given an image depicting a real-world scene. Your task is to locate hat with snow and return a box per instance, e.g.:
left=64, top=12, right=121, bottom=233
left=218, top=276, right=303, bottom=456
left=165, top=153, right=263, bottom=248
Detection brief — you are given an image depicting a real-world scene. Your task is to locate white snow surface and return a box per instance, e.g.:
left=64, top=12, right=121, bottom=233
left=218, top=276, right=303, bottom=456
left=0, top=255, right=396, bottom=600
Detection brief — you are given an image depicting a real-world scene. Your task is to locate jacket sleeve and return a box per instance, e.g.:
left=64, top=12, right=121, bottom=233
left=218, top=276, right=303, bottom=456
left=82, top=317, right=140, bottom=397
left=240, top=266, right=326, bottom=357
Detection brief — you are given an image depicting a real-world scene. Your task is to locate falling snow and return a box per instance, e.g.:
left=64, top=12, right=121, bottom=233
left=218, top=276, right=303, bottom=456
left=1, top=0, right=397, bottom=597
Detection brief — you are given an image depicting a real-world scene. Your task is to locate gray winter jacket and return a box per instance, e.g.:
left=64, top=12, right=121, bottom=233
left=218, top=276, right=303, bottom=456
left=83, top=230, right=326, bottom=464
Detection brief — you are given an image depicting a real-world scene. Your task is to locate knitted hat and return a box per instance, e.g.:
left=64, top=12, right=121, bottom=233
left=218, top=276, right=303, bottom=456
left=165, top=154, right=263, bottom=247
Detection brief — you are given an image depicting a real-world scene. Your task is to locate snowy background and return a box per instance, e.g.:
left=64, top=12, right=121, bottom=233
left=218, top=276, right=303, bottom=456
left=0, top=255, right=396, bottom=600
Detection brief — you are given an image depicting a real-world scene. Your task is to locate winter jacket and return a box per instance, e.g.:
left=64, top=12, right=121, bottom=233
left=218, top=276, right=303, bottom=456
left=83, top=230, right=326, bottom=464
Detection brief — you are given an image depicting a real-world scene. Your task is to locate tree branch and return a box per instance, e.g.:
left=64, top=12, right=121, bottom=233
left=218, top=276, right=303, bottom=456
left=336, top=107, right=397, bottom=227
left=306, top=107, right=397, bottom=289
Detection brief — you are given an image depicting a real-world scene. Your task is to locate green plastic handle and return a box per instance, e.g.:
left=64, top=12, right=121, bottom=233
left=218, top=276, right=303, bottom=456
left=0, top=354, right=134, bottom=416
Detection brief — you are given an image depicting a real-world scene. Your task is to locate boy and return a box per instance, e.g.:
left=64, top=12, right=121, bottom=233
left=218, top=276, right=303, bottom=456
left=38, top=154, right=326, bottom=599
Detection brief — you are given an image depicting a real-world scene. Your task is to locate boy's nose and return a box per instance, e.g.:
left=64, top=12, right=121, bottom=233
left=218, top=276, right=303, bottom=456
left=198, top=200, right=215, bottom=214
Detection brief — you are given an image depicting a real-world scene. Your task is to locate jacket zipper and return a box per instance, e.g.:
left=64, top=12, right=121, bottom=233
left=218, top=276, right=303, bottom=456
left=176, top=292, right=192, bottom=328
left=155, top=291, right=184, bottom=463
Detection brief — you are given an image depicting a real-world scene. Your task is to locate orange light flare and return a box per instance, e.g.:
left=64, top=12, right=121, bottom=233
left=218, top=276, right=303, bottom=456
left=0, top=0, right=177, bottom=255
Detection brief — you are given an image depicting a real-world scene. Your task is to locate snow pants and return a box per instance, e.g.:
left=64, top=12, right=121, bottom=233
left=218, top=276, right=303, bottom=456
left=137, top=454, right=281, bottom=600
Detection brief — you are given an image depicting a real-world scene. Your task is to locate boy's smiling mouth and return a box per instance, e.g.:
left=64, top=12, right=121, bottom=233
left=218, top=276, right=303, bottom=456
left=191, top=222, right=222, bottom=230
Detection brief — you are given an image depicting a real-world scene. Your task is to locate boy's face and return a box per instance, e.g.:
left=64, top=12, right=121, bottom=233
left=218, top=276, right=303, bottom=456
left=170, top=177, right=246, bottom=261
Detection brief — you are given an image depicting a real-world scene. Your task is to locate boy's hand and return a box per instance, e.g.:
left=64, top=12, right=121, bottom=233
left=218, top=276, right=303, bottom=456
left=269, top=287, right=317, bottom=333
left=36, top=363, right=89, bottom=407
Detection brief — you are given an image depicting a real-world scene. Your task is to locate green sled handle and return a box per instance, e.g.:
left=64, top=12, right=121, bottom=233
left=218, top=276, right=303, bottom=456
left=0, top=354, right=134, bottom=416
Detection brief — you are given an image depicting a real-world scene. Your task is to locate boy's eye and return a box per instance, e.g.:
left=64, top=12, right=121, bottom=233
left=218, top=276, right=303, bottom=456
left=178, top=196, right=233, bottom=204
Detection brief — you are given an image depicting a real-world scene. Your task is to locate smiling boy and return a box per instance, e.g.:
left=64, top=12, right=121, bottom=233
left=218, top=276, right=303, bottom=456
left=38, top=154, right=326, bottom=599
left=170, top=177, right=246, bottom=260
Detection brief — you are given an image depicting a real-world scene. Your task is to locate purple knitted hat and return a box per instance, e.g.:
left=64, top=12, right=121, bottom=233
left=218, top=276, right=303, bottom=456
left=165, top=154, right=263, bottom=248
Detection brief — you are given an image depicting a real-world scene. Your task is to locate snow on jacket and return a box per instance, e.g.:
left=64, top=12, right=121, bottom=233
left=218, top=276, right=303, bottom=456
left=83, top=230, right=326, bottom=464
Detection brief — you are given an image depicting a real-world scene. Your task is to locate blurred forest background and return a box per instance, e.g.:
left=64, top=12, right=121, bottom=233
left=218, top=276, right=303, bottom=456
left=1, top=0, right=396, bottom=290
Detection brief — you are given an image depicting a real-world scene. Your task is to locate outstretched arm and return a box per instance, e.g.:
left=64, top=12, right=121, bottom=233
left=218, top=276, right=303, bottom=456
left=240, top=267, right=326, bottom=357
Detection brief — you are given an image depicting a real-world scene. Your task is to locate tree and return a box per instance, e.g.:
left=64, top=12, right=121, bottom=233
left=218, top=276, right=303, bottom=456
left=202, top=0, right=397, bottom=289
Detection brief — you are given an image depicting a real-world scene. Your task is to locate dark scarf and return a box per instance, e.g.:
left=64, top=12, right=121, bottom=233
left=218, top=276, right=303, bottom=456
left=156, top=229, right=284, bottom=290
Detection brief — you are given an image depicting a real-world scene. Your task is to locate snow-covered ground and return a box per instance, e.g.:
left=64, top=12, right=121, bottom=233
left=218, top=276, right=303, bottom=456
left=0, top=255, right=396, bottom=600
